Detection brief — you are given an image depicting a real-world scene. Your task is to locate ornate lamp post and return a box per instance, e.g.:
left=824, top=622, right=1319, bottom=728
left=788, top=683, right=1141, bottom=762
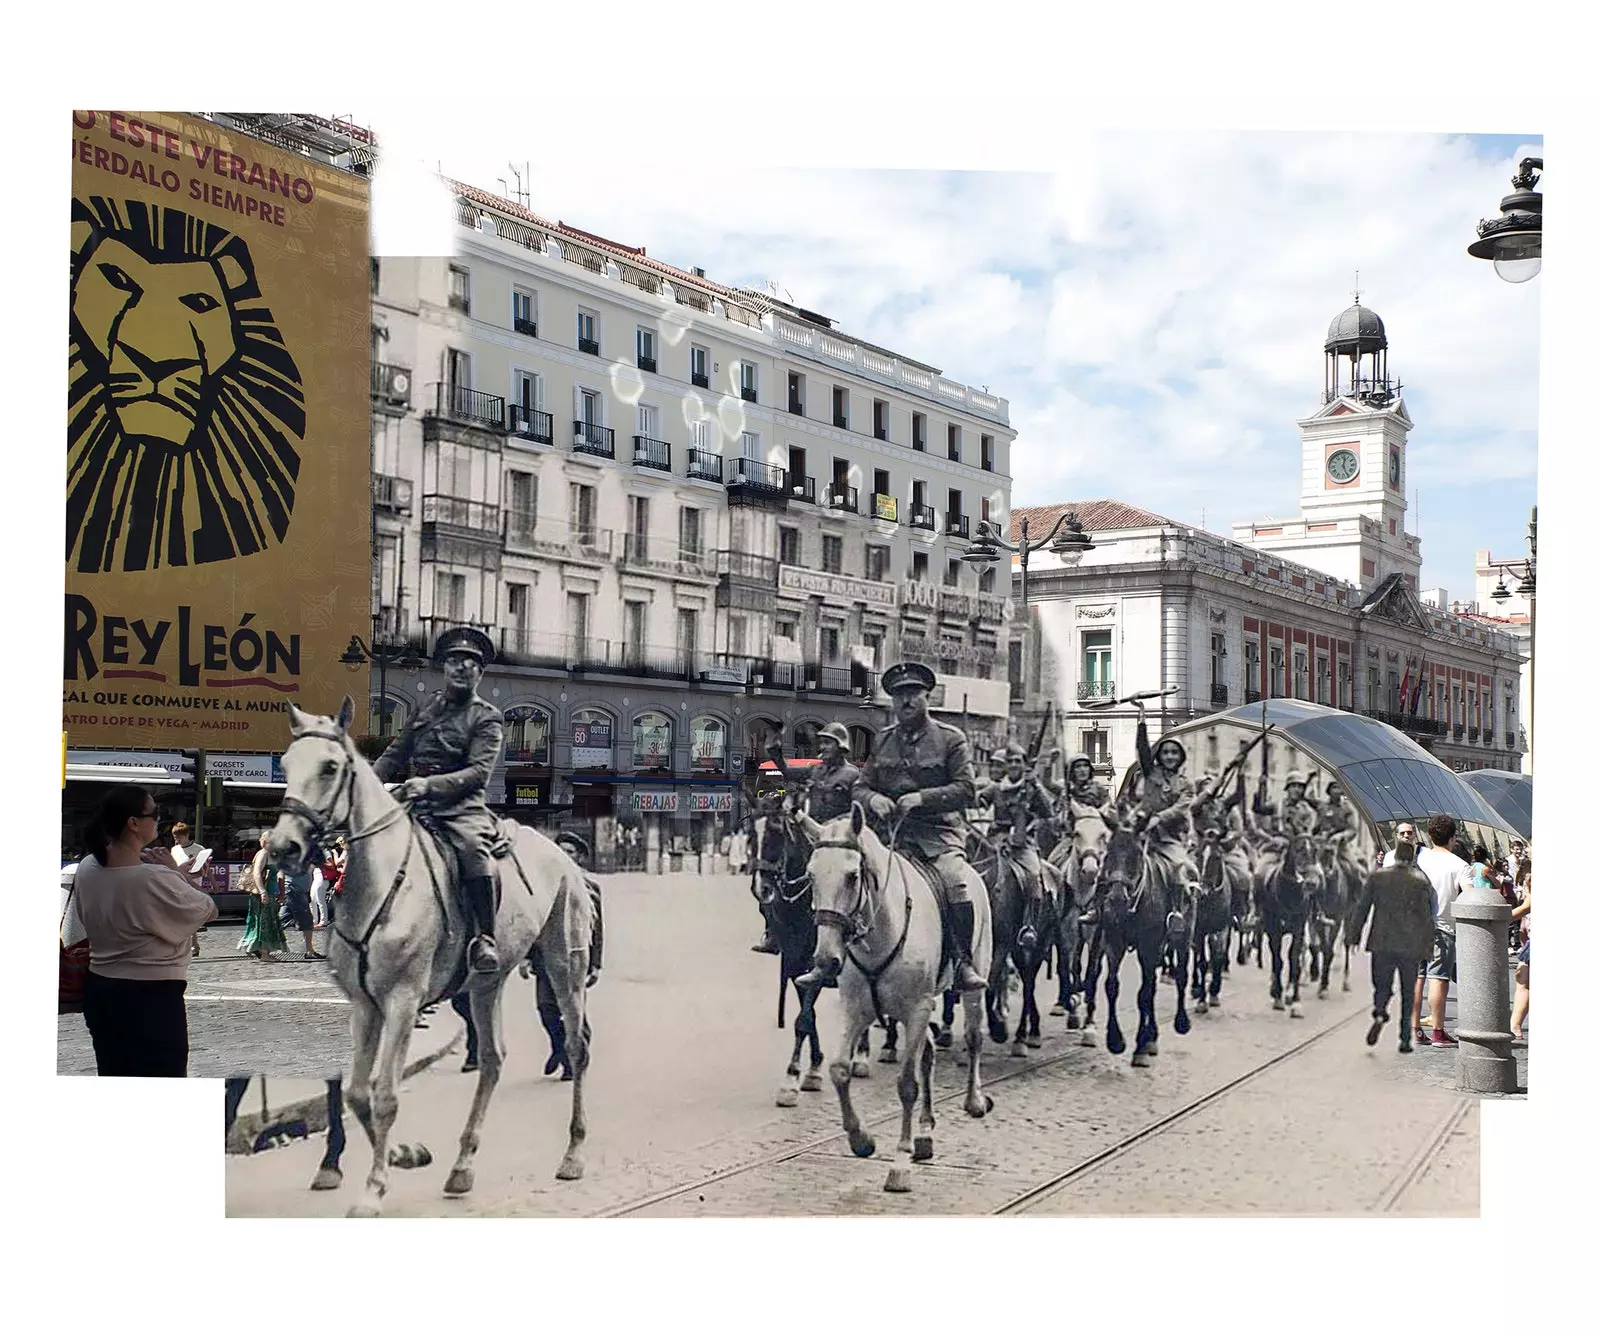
left=340, top=633, right=428, bottom=740
left=1468, top=157, right=1543, bottom=283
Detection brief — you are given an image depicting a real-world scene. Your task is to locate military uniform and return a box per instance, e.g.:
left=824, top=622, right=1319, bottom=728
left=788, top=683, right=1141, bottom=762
left=1128, top=726, right=1201, bottom=909
left=807, top=755, right=862, bottom=822
left=990, top=749, right=1054, bottom=947
left=374, top=627, right=505, bottom=970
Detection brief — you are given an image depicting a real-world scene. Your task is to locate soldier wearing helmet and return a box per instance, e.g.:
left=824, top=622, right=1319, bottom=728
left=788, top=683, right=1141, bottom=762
left=1125, top=705, right=1207, bottom=943
left=807, top=722, right=861, bottom=822
left=373, top=626, right=505, bottom=972
left=989, top=743, right=1055, bottom=949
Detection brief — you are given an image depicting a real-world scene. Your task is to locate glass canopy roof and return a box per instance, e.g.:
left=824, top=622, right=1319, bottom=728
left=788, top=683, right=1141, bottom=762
left=1460, top=770, right=1533, bottom=840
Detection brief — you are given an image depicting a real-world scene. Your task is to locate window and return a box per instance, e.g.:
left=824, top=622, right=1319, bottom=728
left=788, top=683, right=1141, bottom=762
left=628, top=495, right=649, bottom=552
left=370, top=257, right=380, bottom=295
left=866, top=545, right=890, bottom=582
left=1244, top=639, right=1261, bottom=697
left=947, top=488, right=964, bottom=518
left=1082, top=630, right=1113, bottom=697
left=979, top=567, right=996, bottom=594
left=1315, top=653, right=1330, bottom=705
left=1367, top=666, right=1381, bottom=712
left=691, top=417, right=714, bottom=452
left=1269, top=644, right=1286, bottom=697
left=505, top=582, right=530, bottom=638
left=912, top=551, right=929, bottom=583
left=1293, top=649, right=1308, bottom=700
left=567, top=594, right=590, bottom=653
left=434, top=571, right=466, bottom=620
left=775, top=617, right=797, bottom=641
left=512, top=287, right=537, bottom=336
left=863, top=630, right=885, bottom=668
left=448, top=264, right=470, bottom=314
left=1388, top=670, right=1401, bottom=713
left=503, top=703, right=550, bottom=765
left=820, top=626, right=841, bottom=663
left=1210, top=633, right=1226, bottom=688
left=1081, top=730, right=1110, bottom=766
left=873, top=399, right=889, bottom=440
left=739, top=361, right=758, bottom=404
left=779, top=526, right=801, bottom=566
left=728, top=617, right=747, bottom=657
left=1008, top=640, right=1025, bottom=702
left=690, top=345, right=710, bottom=388
left=636, top=327, right=657, bottom=373
left=633, top=711, right=672, bottom=770
left=947, top=423, right=961, bottom=462
left=873, top=467, right=890, bottom=498
left=911, top=479, right=927, bottom=510
left=788, top=445, right=808, bottom=489
left=636, top=402, right=659, bottom=447
left=981, top=496, right=992, bottom=523
left=832, top=386, right=849, bottom=429
left=788, top=372, right=805, bottom=415
left=679, top=507, right=702, bottom=559
left=578, top=387, right=601, bottom=426
left=822, top=535, right=843, bottom=574
left=1339, top=662, right=1353, bottom=710
left=981, top=434, right=994, bottom=472
left=446, top=347, right=472, bottom=393
left=677, top=608, right=698, bottom=670
left=740, top=430, right=761, bottom=461
left=691, top=716, right=727, bottom=772
left=577, top=309, right=599, bottom=355
left=624, top=601, right=648, bottom=667
left=511, top=370, right=544, bottom=436
left=943, top=559, right=960, bottom=588
left=912, top=412, right=926, bottom=452
left=506, top=471, right=536, bottom=542
left=569, top=482, right=596, bottom=541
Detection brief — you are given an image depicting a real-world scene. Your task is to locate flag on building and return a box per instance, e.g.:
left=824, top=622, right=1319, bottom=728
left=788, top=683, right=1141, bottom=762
left=1409, top=660, right=1427, bottom=716
left=1398, top=659, right=1412, bottom=713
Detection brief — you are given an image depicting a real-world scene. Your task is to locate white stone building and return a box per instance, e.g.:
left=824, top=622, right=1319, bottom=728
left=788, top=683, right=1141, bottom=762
left=366, top=182, right=1015, bottom=863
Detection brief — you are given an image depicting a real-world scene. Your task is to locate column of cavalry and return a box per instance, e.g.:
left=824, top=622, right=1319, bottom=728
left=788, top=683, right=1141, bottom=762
left=752, top=670, right=1370, bottom=1193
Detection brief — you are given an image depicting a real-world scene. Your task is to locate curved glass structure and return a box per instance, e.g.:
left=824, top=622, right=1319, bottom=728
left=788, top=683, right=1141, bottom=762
left=1128, top=699, right=1519, bottom=857
left=1460, top=770, right=1533, bottom=840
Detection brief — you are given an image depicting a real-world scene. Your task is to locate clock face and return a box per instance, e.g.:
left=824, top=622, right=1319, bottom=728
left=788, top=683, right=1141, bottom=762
left=1327, top=449, right=1360, bottom=483
left=1389, top=452, right=1401, bottom=486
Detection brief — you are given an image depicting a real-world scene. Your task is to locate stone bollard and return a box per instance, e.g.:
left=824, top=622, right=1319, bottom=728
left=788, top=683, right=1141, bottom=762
left=1451, top=877, right=1520, bottom=1094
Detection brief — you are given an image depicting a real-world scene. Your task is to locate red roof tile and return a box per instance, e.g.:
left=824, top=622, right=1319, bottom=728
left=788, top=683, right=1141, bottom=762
left=1008, top=500, right=1187, bottom=543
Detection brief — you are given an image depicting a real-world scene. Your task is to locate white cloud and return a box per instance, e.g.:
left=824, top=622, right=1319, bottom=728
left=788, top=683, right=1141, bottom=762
left=420, top=129, right=1539, bottom=591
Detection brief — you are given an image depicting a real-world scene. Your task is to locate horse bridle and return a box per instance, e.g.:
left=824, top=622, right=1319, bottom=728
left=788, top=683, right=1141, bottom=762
left=275, top=728, right=408, bottom=847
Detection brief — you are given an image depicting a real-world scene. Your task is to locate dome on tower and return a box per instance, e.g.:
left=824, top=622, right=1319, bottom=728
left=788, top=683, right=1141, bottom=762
left=1324, top=301, right=1388, bottom=355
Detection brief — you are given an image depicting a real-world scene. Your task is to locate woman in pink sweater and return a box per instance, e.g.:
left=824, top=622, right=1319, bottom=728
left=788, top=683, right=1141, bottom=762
left=61, top=786, right=218, bottom=1077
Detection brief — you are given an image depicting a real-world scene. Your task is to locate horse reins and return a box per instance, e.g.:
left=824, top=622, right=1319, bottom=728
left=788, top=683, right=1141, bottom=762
left=811, top=817, right=915, bottom=1021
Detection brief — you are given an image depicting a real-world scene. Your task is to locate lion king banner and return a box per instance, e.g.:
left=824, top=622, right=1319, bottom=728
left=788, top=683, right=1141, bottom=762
left=65, top=111, right=370, bottom=751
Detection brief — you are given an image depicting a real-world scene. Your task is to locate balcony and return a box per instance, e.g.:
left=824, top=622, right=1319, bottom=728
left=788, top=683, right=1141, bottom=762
left=415, top=616, right=493, bottom=655
left=789, top=396, right=804, bottom=416
left=1469, top=726, right=1481, bottom=742
left=427, top=382, right=506, bottom=432
left=371, top=361, right=413, bottom=409
left=572, top=420, right=615, bottom=459
left=726, top=457, right=789, bottom=504
left=578, top=336, right=600, bottom=356
left=508, top=405, right=553, bottom=445
left=686, top=448, right=723, bottom=482
left=637, top=355, right=657, bottom=374
left=372, top=473, right=413, bottom=516
left=1453, top=725, right=1466, bottom=741
left=909, top=503, right=937, bottom=532
left=804, top=663, right=875, bottom=697
left=788, top=474, right=817, bottom=503
left=1210, top=683, right=1229, bottom=707
left=502, top=513, right=613, bottom=562
left=1078, top=680, right=1115, bottom=702
left=632, top=435, right=671, bottom=471
left=875, top=426, right=889, bottom=441
left=1245, top=687, right=1263, bottom=704
left=826, top=482, right=859, bottom=513
left=1362, top=710, right=1447, bottom=737
left=945, top=513, right=970, bottom=539
left=513, top=317, right=538, bottom=338
left=833, top=412, right=849, bottom=429
left=447, top=293, right=470, bottom=315
left=740, top=385, right=758, bottom=404
left=692, top=371, right=711, bottom=389
left=715, top=549, right=779, bottom=610
left=620, top=532, right=716, bottom=578
left=422, top=493, right=501, bottom=539
left=1506, top=731, right=1517, bottom=749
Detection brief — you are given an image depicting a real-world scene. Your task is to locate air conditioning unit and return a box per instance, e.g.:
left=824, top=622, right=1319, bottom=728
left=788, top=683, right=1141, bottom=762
left=377, top=364, right=411, bottom=408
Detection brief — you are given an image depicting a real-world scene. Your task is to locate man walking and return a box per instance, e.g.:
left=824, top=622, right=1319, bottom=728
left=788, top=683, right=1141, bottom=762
left=1347, top=838, right=1436, bottom=1052
left=1415, top=814, right=1468, bottom=1047
left=277, top=860, right=325, bottom=961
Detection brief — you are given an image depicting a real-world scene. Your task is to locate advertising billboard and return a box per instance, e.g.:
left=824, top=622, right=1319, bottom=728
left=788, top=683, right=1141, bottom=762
left=571, top=716, right=614, bottom=769
left=64, top=111, right=371, bottom=751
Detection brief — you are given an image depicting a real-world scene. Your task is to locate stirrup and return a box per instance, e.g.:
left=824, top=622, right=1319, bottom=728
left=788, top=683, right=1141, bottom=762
left=469, top=935, right=501, bottom=972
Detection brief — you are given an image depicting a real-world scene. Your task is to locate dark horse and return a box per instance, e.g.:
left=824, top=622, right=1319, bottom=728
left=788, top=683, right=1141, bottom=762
left=1190, top=832, right=1234, bottom=1014
left=968, top=827, right=1061, bottom=1058
left=755, top=810, right=891, bottom=1105
left=1083, top=821, right=1189, bottom=1067
left=1258, top=835, right=1322, bottom=1018
left=1307, top=843, right=1358, bottom=998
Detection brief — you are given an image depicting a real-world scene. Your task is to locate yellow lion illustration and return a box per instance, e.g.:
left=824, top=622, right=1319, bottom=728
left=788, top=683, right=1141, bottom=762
left=68, top=196, right=304, bottom=573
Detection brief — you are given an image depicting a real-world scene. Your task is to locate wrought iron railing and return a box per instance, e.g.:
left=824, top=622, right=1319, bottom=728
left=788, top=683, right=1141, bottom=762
left=513, top=317, right=538, bottom=337
left=573, top=420, right=615, bottom=458
left=789, top=474, right=817, bottom=503
left=727, top=457, right=787, bottom=493
left=1245, top=687, right=1263, bottom=704
left=692, top=370, right=710, bottom=389
left=578, top=336, right=600, bottom=356
left=740, top=385, right=758, bottom=404
left=508, top=405, right=553, bottom=443
left=637, top=355, right=657, bottom=374
left=945, top=513, right=970, bottom=539
left=621, top=532, right=715, bottom=576
left=717, top=549, right=779, bottom=582
left=632, top=436, right=671, bottom=471
left=1210, top=683, right=1229, bottom=706
left=910, top=503, right=937, bottom=531
left=371, top=361, right=412, bottom=406
left=1078, top=680, right=1115, bottom=701
left=430, top=383, right=506, bottom=430
left=421, top=493, right=500, bottom=535
left=686, top=448, right=723, bottom=482
left=827, top=482, right=859, bottom=513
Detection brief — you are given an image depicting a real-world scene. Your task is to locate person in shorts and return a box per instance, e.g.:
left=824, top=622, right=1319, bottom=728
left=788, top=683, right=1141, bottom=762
left=277, top=861, right=325, bottom=961
left=1415, top=814, right=1467, bottom=1046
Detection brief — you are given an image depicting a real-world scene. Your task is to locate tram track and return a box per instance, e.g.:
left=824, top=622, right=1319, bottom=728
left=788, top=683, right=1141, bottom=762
left=1373, top=1095, right=1473, bottom=1213
left=598, top=996, right=1369, bottom=1219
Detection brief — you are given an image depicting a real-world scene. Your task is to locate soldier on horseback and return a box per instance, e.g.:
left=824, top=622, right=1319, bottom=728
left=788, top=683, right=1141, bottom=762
left=751, top=786, right=788, bottom=954
left=1124, top=708, right=1205, bottom=944
left=988, top=743, right=1055, bottom=949
left=806, top=722, right=861, bottom=821
left=835, top=661, right=987, bottom=993
left=372, top=626, right=504, bottom=973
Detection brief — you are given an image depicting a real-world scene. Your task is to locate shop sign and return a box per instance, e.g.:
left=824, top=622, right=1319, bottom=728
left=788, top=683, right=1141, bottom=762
left=67, top=748, right=188, bottom=776
left=511, top=782, right=543, bottom=805
left=206, top=753, right=283, bottom=783
left=701, top=664, right=747, bottom=685
left=571, top=718, right=613, bottom=768
left=633, top=713, right=673, bottom=766
left=778, top=565, right=897, bottom=609
left=631, top=790, right=679, bottom=813
left=689, top=791, right=734, bottom=813
left=691, top=719, right=726, bottom=769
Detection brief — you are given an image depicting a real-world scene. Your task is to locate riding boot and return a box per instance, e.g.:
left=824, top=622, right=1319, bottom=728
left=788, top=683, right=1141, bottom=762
left=1018, top=892, right=1040, bottom=950
left=951, top=900, right=986, bottom=993
left=538, top=996, right=568, bottom=1077
left=751, top=899, right=781, bottom=954
left=464, top=876, right=501, bottom=972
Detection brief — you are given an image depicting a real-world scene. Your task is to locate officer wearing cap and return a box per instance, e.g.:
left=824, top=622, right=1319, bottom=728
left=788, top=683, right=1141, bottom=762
left=373, top=626, right=505, bottom=972
left=843, top=661, right=985, bottom=992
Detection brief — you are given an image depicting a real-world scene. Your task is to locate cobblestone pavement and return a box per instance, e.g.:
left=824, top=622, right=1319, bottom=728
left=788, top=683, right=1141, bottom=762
left=226, top=871, right=1481, bottom=1217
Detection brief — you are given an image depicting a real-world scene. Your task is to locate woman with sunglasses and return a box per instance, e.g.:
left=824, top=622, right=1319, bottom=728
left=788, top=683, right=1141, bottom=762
left=60, top=786, right=218, bottom=1077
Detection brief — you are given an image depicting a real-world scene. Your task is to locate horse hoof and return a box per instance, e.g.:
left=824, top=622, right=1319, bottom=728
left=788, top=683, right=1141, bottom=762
left=1131, top=1049, right=1151, bottom=1068
left=1106, top=1030, right=1126, bottom=1055
left=1342, top=979, right=1351, bottom=993
left=800, top=1070, right=825, bottom=1092
left=848, top=1129, right=876, bottom=1159
left=346, top=1200, right=381, bottom=1218
left=443, top=1167, right=474, bottom=1196
left=850, top=1059, right=871, bottom=1079
left=1008, top=1040, right=1026, bottom=1058
left=1146, top=1039, right=1159, bottom=1057
left=555, top=1154, right=585, bottom=1181
left=966, top=1097, right=991, bottom=1119
left=1079, top=1027, right=1098, bottom=1047
left=1050, top=1003, right=1066, bottom=1017
left=1272, top=997, right=1285, bottom=1011
left=884, top=1167, right=913, bottom=1194
left=1318, top=986, right=1328, bottom=999
left=309, top=1167, right=342, bottom=1192
left=912, top=1136, right=935, bottom=1162
left=988, top=1025, right=1008, bottom=1046
left=1025, top=1034, right=1043, bottom=1049
left=1209, top=994, right=1221, bottom=1009
left=1290, top=1003, right=1304, bottom=1019
left=934, top=1030, right=953, bottom=1050
left=388, top=1143, right=432, bottom=1170
left=878, top=1047, right=899, bottom=1064
left=1175, top=1012, right=1191, bottom=1036
left=1195, top=998, right=1209, bottom=1014
left=1065, top=1011, right=1081, bottom=1029
left=776, top=1087, right=800, bottom=1108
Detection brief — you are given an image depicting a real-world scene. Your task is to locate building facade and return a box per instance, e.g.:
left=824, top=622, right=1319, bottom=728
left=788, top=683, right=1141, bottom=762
left=365, top=183, right=1015, bottom=864
left=1010, top=298, right=1526, bottom=783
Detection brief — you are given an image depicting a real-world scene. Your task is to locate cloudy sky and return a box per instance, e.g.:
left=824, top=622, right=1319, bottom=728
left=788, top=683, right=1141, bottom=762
left=380, top=130, right=1540, bottom=602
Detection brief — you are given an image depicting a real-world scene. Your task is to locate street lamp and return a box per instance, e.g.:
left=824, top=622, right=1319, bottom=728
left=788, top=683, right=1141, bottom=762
left=340, top=633, right=428, bottom=739
left=1468, top=157, right=1543, bottom=284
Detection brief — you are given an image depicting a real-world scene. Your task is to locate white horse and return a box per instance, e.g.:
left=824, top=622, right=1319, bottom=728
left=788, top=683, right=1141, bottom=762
left=796, top=805, right=993, bottom=1194
left=1048, top=795, right=1112, bottom=1044
left=267, top=697, right=594, bottom=1217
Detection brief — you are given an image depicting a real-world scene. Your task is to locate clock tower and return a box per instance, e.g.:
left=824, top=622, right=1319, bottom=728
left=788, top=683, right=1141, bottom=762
left=1233, top=293, right=1423, bottom=593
